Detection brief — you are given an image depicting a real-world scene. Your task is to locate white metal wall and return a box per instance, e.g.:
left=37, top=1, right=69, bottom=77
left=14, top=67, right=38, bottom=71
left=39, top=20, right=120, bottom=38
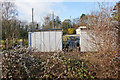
left=28, top=31, right=62, bottom=52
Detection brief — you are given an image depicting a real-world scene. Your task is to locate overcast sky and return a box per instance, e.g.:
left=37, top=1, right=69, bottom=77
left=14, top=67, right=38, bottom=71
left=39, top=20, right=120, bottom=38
left=14, top=0, right=118, bottom=23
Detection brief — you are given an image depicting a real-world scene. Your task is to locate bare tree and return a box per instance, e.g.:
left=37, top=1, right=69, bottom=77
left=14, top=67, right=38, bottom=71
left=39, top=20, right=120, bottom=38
left=2, top=1, right=19, bottom=49
left=42, top=13, right=61, bottom=29
left=86, top=3, right=118, bottom=54
left=82, top=3, right=119, bottom=78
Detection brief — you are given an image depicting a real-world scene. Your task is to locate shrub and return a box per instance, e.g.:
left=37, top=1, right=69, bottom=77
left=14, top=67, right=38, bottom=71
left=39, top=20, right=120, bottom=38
left=2, top=48, right=95, bottom=79
left=68, top=28, right=76, bottom=34
left=2, top=48, right=44, bottom=79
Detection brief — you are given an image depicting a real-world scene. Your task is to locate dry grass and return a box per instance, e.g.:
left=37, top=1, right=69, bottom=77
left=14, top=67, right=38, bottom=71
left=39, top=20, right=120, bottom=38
left=33, top=50, right=118, bottom=79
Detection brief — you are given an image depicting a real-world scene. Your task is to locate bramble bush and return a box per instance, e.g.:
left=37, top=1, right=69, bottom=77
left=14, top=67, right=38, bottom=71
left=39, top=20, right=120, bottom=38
left=2, top=47, right=95, bottom=79
left=2, top=47, right=44, bottom=79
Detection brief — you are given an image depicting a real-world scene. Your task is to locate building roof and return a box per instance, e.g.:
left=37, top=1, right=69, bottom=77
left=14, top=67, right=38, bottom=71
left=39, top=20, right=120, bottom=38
left=77, top=26, right=87, bottom=29
left=76, top=26, right=90, bottom=31
left=29, top=29, right=63, bottom=32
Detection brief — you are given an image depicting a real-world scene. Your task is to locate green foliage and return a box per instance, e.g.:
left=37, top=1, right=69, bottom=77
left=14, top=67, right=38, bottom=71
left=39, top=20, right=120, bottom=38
left=2, top=48, right=43, bottom=79
left=63, top=36, right=70, bottom=42
left=80, top=14, right=86, bottom=19
left=2, top=1, right=19, bottom=40
left=63, top=29, right=68, bottom=34
left=62, top=19, right=72, bottom=34
left=2, top=48, right=95, bottom=79
left=113, top=14, right=118, bottom=21
left=62, top=19, right=72, bottom=29
left=19, top=28, right=28, bottom=39
left=91, top=76, right=95, bottom=79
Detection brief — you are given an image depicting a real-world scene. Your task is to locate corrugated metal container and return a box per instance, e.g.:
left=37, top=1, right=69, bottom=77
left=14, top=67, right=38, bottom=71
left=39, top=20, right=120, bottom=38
left=28, top=29, right=63, bottom=52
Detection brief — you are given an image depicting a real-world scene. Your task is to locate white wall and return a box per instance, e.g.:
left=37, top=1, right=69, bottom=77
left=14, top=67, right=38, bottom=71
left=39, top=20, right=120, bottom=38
left=28, top=31, right=62, bottom=52
left=76, top=28, right=81, bottom=35
left=80, top=30, right=97, bottom=52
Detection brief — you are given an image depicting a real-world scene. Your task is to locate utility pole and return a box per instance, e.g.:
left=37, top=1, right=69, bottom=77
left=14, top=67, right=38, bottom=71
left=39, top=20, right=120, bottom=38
left=32, top=8, right=34, bottom=31
left=52, top=11, right=54, bottom=29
